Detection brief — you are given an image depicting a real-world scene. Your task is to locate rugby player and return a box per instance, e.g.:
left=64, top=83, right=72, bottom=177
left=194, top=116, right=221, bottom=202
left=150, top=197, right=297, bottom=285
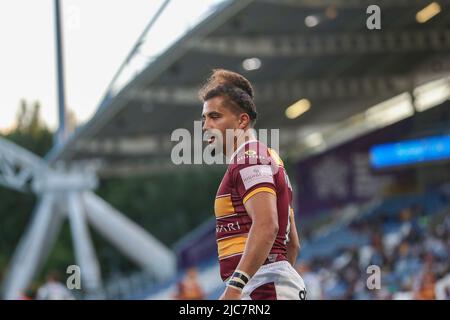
left=199, top=69, right=307, bottom=300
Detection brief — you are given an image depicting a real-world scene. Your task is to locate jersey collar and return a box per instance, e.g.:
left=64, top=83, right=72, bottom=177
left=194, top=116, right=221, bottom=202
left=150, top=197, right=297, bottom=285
left=229, top=139, right=258, bottom=162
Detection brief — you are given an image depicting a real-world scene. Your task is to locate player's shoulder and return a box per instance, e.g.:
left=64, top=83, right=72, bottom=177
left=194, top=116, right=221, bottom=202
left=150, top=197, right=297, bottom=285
left=229, top=140, right=271, bottom=169
left=227, top=141, right=286, bottom=179
left=227, top=141, right=281, bottom=189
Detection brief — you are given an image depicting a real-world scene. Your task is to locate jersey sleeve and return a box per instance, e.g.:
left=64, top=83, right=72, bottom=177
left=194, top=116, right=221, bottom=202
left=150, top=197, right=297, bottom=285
left=231, top=162, right=277, bottom=204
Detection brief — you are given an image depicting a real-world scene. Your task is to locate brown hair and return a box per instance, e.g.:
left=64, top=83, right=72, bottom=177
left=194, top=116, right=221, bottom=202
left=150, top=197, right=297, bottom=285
left=199, top=69, right=257, bottom=124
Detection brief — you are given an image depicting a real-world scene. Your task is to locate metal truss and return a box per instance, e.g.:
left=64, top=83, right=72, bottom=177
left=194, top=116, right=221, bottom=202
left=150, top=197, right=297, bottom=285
left=259, top=0, right=450, bottom=9
left=187, top=30, right=450, bottom=57
left=0, top=138, right=48, bottom=192
left=124, top=73, right=434, bottom=104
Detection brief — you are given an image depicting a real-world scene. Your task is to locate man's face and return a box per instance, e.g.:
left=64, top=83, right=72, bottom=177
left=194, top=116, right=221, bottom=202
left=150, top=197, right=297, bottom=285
left=202, top=96, right=240, bottom=156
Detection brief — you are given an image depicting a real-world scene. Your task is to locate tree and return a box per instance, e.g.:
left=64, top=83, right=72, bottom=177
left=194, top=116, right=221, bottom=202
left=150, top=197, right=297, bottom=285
left=7, top=100, right=53, bottom=157
left=0, top=100, right=55, bottom=293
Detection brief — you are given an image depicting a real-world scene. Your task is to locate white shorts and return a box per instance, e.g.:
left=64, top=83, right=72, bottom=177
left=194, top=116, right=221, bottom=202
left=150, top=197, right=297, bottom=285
left=241, top=261, right=307, bottom=300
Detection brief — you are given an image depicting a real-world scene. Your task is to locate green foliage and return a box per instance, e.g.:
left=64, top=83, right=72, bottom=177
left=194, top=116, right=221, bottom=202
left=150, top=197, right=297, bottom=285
left=0, top=189, right=36, bottom=270
left=0, top=100, right=54, bottom=287
left=6, top=99, right=53, bottom=157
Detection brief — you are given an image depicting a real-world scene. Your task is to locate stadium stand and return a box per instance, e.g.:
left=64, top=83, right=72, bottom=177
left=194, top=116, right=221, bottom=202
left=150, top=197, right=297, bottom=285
left=142, top=185, right=450, bottom=300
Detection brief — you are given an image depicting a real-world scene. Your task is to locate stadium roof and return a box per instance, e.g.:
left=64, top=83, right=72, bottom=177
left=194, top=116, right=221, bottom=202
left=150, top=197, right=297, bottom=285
left=48, top=0, right=450, bottom=176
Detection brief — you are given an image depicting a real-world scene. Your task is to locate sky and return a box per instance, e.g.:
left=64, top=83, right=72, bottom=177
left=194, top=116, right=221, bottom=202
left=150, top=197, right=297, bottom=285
left=0, top=0, right=223, bottom=132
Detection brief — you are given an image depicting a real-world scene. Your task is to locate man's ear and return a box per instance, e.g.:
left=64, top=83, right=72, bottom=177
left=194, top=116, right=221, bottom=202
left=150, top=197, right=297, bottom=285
left=238, top=113, right=250, bottom=129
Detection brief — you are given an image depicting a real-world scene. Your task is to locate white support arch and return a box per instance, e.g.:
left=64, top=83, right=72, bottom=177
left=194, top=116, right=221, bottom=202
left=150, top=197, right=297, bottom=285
left=1, top=193, right=58, bottom=299
left=0, top=137, right=176, bottom=299
left=0, top=138, right=48, bottom=192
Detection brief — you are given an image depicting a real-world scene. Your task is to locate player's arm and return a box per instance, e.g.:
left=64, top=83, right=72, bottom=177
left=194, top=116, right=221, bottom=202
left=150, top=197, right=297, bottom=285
left=286, top=211, right=300, bottom=266
left=220, top=191, right=278, bottom=300
left=236, top=191, right=279, bottom=277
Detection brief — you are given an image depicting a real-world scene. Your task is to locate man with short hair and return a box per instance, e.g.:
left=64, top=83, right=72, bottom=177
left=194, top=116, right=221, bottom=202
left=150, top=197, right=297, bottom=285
left=200, top=69, right=306, bottom=300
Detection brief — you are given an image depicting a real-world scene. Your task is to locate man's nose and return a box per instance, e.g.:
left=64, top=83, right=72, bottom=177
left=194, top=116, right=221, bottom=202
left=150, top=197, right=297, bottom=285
left=202, top=118, right=210, bottom=132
